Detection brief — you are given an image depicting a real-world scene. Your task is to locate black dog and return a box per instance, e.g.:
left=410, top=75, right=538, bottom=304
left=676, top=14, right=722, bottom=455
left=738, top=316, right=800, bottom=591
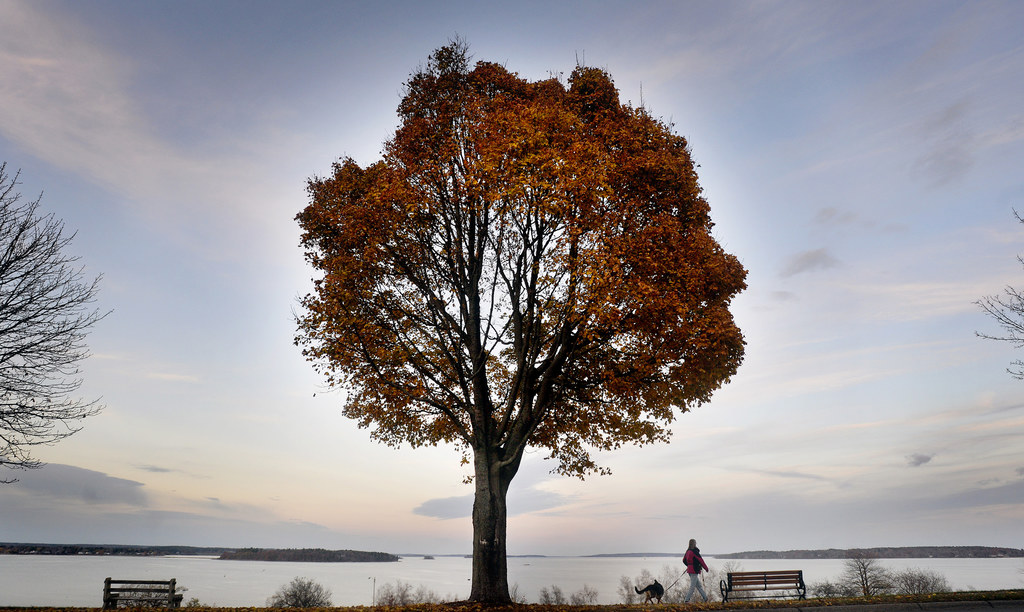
left=634, top=580, right=665, bottom=603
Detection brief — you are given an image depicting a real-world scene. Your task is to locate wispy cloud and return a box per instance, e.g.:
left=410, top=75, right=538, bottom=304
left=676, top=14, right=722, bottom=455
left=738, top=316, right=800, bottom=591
left=413, top=485, right=572, bottom=520
left=911, top=99, right=976, bottom=186
left=745, top=468, right=831, bottom=482
left=780, top=248, right=841, bottom=277
left=0, top=2, right=170, bottom=200
left=146, top=372, right=201, bottom=383
left=0, top=1, right=293, bottom=259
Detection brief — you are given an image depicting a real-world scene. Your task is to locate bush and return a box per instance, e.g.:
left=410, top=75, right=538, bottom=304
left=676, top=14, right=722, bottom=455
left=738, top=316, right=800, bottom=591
left=569, top=584, right=599, bottom=605
left=810, top=579, right=858, bottom=598
left=266, top=577, right=332, bottom=607
left=891, top=568, right=951, bottom=594
left=538, top=585, right=565, bottom=605
left=509, top=583, right=528, bottom=604
left=375, top=580, right=441, bottom=605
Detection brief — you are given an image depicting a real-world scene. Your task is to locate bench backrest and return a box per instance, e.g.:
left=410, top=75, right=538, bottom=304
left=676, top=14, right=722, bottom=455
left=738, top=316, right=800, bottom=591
left=728, top=570, right=804, bottom=589
left=103, top=578, right=179, bottom=608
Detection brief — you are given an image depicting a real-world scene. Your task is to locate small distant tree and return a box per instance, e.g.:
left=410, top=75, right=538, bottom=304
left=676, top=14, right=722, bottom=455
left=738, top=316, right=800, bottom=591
left=890, top=568, right=950, bottom=595
left=617, top=575, right=641, bottom=604
left=0, top=163, right=106, bottom=482
left=538, top=585, right=566, bottom=605
left=700, top=560, right=743, bottom=603
left=375, top=580, right=444, bottom=605
left=569, top=584, right=599, bottom=605
left=841, top=551, right=893, bottom=596
left=266, top=577, right=332, bottom=608
left=374, top=580, right=413, bottom=606
left=509, top=583, right=528, bottom=604
left=656, top=565, right=687, bottom=604
left=977, top=210, right=1024, bottom=378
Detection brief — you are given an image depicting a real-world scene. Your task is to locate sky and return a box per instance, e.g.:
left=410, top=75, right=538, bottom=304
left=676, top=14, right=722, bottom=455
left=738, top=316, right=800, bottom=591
left=1, top=0, right=1023, bottom=557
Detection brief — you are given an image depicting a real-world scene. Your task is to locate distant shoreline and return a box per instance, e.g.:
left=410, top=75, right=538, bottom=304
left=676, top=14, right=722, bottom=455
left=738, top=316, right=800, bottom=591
left=711, top=546, right=1024, bottom=559
left=587, top=546, right=1024, bottom=559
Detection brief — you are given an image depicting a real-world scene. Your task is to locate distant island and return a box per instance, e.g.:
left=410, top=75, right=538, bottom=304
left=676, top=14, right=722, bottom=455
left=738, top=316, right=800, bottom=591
left=0, top=543, right=398, bottom=562
left=219, top=547, right=399, bottom=562
left=713, top=546, right=1024, bottom=559
left=0, top=543, right=232, bottom=556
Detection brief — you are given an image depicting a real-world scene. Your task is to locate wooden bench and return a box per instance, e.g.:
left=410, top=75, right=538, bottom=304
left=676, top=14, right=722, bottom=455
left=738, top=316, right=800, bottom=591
left=720, top=570, right=806, bottom=602
left=102, top=578, right=183, bottom=609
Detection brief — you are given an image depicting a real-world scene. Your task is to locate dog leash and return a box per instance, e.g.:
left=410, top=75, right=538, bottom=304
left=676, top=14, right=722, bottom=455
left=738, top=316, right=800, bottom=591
left=664, top=571, right=687, bottom=591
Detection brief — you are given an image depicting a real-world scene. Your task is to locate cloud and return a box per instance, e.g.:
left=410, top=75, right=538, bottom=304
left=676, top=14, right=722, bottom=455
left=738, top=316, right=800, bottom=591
left=743, top=468, right=830, bottom=481
left=925, top=478, right=1024, bottom=511
left=812, top=207, right=907, bottom=234
left=7, top=463, right=147, bottom=506
left=780, top=248, right=840, bottom=277
left=413, top=485, right=572, bottom=520
left=136, top=465, right=175, bottom=473
left=1016, top=467, right=1024, bottom=478
left=814, top=207, right=862, bottom=227
left=769, top=291, right=797, bottom=302
left=911, top=100, right=977, bottom=186
left=906, top=453, right=935, bottom=467
left=146, top=372, right=201, bottom=383
left=413, top=495, right=471, bottom=519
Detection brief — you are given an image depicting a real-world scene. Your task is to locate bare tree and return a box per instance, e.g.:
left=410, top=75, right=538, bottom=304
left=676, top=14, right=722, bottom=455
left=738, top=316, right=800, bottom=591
left=373, top=580, right=444, bottom=605
left=538, top=585, right=566, bottom=605
left=977, top=210, right=1024, bottom=378
left=617, top=575, right=641, bottom=604
left=0, top=164, right=106, bottom=482
left=508, top=583, right=528, bottom=604
left=890, top=568, right=950, bottom=594
left=266, top=577, right=332, bottom=608
left=569, top=584, right=599, bottom=605
left=841, top=551, right=893, bottom=596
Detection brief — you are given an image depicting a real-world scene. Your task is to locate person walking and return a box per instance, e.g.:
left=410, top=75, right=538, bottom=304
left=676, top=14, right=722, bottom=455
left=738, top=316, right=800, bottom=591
left=683, top=538, right=709, bottom=603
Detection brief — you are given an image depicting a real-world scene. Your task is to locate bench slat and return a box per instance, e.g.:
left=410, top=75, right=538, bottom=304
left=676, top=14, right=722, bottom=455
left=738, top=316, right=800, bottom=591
left=108, top=580, right=176, bottom=586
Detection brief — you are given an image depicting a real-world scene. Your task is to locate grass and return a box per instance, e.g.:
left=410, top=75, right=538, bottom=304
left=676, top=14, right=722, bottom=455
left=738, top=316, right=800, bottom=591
left=2, top=589, right=1023, bottom=610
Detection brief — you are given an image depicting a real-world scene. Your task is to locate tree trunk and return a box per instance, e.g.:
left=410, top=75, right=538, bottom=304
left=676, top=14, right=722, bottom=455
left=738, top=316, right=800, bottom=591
left=468, top=448, right=517, bottom=603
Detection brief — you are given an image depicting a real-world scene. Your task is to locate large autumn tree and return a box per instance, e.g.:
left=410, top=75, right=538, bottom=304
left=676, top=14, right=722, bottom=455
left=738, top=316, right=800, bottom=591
left=296, top=42, right=746, bottom=603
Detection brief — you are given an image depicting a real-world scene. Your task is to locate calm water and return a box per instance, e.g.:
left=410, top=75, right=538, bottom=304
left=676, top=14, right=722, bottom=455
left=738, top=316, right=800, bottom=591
left=0, top=554, right=1020, bottom=607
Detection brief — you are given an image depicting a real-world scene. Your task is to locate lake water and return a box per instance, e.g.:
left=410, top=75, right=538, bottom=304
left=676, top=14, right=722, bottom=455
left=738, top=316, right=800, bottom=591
left=0, top=554, right=1021, bottom=607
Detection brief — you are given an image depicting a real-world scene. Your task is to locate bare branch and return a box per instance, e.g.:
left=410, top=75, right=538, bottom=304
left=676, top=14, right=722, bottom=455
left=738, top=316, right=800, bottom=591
left=0, top=163, right=107, bottom=482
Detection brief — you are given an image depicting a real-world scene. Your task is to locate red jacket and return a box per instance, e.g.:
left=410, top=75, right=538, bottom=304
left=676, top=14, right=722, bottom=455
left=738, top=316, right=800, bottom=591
left=684, top=548, right=708, bottom=574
